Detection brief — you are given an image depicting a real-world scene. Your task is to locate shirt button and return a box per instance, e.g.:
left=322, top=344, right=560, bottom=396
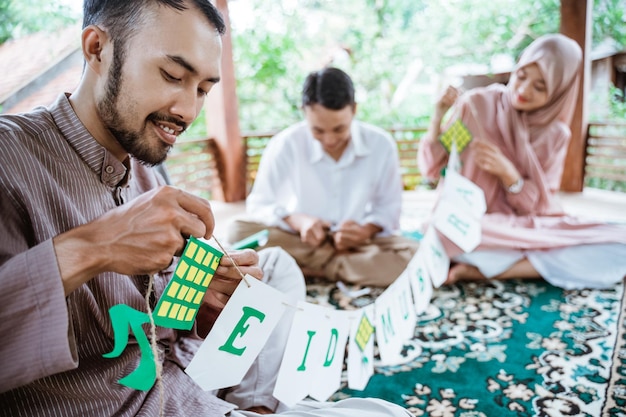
left=105, top=165, right=115, bottom=174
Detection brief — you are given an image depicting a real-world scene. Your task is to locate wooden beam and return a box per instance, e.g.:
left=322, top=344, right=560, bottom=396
left=559, top=0, right=592, bottom=192
left=205, top=0, right=247, bottom=202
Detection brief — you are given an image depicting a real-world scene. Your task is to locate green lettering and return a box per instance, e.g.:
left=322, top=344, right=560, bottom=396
left=218, top=306, right=265, bottom=356
left=323, top=328, right=339, bottom=367
left=297, top=330, right=316, bottom=371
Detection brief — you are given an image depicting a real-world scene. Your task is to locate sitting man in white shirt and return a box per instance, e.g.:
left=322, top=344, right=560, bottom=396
left=227, top=67, right=419, bottom=287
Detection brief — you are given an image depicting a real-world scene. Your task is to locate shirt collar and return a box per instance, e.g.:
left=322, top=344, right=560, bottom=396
left=308, top=121, right=371, bottom=164
left=49, top=93, right=129, bottom=188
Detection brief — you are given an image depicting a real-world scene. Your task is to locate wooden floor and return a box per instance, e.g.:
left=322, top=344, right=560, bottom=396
left=209, top=188, right=626, bottom=244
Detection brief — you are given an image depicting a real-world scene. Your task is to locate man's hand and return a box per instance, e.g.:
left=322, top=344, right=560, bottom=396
left=285, top=213, right=331, bottom=247
left=54, top=185, right=215, bottom=296
left=197, top=249, right=261, bottom=337
left=332, top=221, right=381, bottom=251
left=470, top=139, right=521, bottom=187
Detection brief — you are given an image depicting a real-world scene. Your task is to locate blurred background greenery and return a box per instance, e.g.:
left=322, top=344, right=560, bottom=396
left=2, top=0, right=624, bottom=134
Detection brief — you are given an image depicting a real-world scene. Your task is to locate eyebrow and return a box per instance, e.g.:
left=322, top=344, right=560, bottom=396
left=166, top=54, right=221, bottom=84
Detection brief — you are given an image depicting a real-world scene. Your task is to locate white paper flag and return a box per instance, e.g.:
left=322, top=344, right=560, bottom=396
left=421, top=226, right=450, bottom=288
left=308, top=309, right=351, bottom=402
left=347, top=306, right=375, bottom=390
left=375, top=282, right=407, bottom=366
left=185, top=275, right=288, bottom=391
left=433, top=199, right=482, bottom=253
left=273, top=302, right=329, bottom=407
left=407, top=252, right=433, bottom=314
left=441, top=169, right=486, bottom=219
left=388, top=271, right=417, bottom=344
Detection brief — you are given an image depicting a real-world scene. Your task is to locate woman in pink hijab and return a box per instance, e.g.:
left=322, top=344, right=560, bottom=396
left=418, top=34, right=626, bottom=289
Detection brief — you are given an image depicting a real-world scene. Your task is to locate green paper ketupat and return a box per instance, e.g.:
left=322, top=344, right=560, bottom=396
left=154, top=237, right=223, bottom=330
left=439, top=119, right=473, bottom=154
left=104, top=237, right=223, bottom=390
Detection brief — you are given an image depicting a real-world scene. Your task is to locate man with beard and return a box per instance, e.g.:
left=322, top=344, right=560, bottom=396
left=0, top=1, right=412, bottom=416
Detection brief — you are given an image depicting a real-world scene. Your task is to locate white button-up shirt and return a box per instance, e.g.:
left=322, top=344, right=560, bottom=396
left=246, top=120, right=403, bottom=236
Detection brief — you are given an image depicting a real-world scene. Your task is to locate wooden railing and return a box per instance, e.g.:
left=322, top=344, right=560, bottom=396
left=164, top=123, right=626, bottom=199
left=243, top=126, right=428, bottom=193
left=164, top=137, right=219, bottom=200
left=585, top=121, right=626, bottom=192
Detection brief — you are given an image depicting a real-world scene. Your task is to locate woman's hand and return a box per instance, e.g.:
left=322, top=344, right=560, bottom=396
left=471, top=139, right=521, bottom=187
left=435, top=85, right=461, bottom=120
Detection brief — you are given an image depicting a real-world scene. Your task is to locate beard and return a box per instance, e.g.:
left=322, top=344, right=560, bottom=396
left=97, top=46, right=186, bottom=166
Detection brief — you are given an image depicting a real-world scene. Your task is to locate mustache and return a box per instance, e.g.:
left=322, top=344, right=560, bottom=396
left=147, top=113, right=188, bottom=133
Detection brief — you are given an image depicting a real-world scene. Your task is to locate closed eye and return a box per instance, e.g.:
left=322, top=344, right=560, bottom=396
left=161, top=69, right=181, bottom=82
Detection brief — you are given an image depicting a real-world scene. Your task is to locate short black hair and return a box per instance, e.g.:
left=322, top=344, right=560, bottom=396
left=83, top=0, right=226, bottom=57
left=301, top=67, right=355, bottom=110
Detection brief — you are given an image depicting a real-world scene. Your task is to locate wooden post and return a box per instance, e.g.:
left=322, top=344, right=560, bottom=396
left=205, top=0, right=246, bottom=202
left=559, top=0, right=592, bottom=192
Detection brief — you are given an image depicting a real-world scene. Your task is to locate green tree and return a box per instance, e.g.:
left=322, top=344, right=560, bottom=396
left=0, top=0, right=79, bottom=44
left=228, top=0, right=625, bottom=133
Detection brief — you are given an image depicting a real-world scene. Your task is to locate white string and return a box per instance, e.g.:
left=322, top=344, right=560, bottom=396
left=212, top=236, right=251, bottom=287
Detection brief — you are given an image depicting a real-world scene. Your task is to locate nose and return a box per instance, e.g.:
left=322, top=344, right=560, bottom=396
left=517, top=79, right=531, bottom=96
left=170, top=88, right=201, bottom=124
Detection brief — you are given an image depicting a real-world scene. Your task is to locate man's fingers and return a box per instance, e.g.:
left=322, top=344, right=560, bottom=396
left=174, top=189, right=215, bottom=239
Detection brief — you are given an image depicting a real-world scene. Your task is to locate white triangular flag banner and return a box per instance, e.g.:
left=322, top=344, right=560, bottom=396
left=433, top=199, right=482, bottom=253
left=185, top=275, right=288, bottom=391
left=273, top=302, right=330, bottom=407
left=421, top=226, right=450, bottom=288
left=441, top=169, right=487, bottom=219
left=347, top=306, right=375, bottom=390
left=407, top=252, right=433, bottom=315
left=309, top=309, right=351, bottom=401
left=388, top=271, right=417, bottom=344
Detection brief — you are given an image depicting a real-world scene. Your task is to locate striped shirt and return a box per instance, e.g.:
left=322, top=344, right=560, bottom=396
left=0, top=94, right=234, bottom=416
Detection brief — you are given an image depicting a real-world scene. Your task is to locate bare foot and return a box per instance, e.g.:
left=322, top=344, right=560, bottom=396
left=445, top=263, right=487, bottom=285
left=244, top=405, right=274, bottom=414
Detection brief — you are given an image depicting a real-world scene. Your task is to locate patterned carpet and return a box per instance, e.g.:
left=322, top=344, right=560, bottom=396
left=306, top=278, right=626, bottom=416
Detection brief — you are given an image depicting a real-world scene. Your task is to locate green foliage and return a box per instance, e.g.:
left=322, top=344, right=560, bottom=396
left=593, top=0, right=626, bottom=48
left=0, top=0, right=79, bottom=44
left=226, top=0, right=625, bottom=134
left=608, top=86, right=626, bottom=120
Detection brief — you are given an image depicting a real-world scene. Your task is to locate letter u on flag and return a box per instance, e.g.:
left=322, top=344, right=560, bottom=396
left=185, top=275, right=288, bottom=391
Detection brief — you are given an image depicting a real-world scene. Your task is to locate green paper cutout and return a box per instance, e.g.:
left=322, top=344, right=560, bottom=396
left=103, top=304, right=156, bottom=391
left=104, top=237, right=223, bottom=390
left=439, top=119, right=472, bottom=154
left=154, top=237, right=223, bottom=330
left=231, top=229, right=269, bottom=250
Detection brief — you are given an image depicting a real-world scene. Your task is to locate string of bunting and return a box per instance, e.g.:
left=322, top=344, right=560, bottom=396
left=103, top=141, right=485, bottom=407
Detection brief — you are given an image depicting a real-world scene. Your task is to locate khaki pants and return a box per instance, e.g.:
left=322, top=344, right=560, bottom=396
left=228, top=220, right=419, bottom=287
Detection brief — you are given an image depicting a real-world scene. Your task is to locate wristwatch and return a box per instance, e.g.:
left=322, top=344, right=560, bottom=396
left=507, top=177, right=524, bottom=194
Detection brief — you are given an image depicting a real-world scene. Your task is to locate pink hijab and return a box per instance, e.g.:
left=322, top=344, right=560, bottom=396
left=458, top=34, right=583, bottom=214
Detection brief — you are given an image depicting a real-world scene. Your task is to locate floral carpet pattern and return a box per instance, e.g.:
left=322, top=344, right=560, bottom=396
left=306, top=278, right=626, bottom=416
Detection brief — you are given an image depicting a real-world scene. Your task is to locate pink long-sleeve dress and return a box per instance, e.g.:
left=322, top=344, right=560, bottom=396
left=419, top=82, right=626, bottom=288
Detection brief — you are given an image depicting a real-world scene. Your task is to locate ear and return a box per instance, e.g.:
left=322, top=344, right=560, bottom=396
left=351, top=102, right=358, bottom=115
left=81, top=25, right=109, bottom=75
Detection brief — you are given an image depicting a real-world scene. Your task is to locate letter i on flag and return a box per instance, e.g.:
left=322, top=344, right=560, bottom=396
left=273, top=302, right=331, bottom=407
